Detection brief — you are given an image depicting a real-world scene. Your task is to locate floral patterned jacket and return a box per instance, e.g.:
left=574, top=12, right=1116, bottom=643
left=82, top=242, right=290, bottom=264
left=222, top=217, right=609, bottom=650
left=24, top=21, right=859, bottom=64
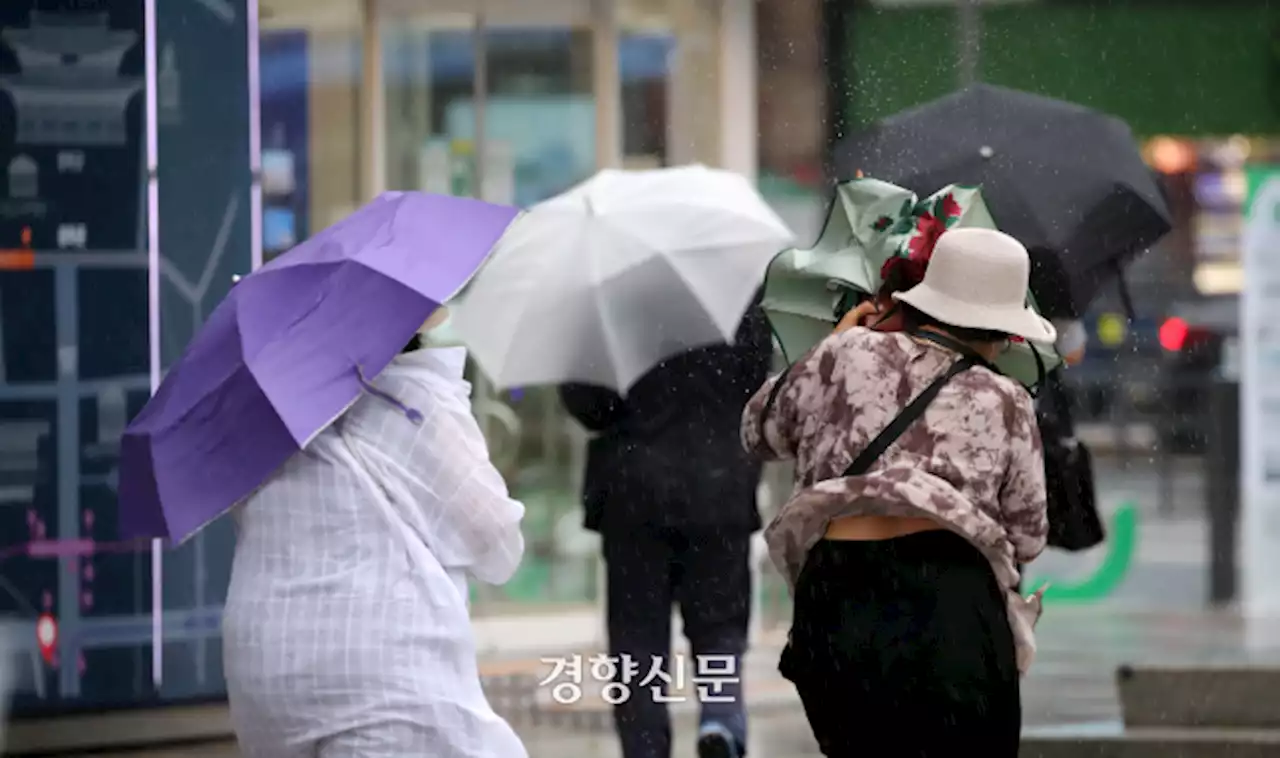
left=742, top=327, right=1049, bottom=673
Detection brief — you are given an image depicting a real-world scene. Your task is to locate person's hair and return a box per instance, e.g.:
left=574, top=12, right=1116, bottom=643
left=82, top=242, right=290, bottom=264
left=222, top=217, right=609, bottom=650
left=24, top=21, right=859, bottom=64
left=879, top=260, right=922, bottom=299
left=401, top=306, right=450, bottom=353
left=400, top=333, right=423, bottom=353
left=900, top=304, right=1008, bottom=344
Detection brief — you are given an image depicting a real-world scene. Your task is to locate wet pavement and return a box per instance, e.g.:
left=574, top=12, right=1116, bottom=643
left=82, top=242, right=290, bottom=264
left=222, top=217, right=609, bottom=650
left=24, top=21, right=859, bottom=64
left=42, top=453, right=1280, bottom=757
left=87, top=607, right=1280, bottom=756
left=506, top=606, right=1280, bottom=756
left=500, top=451, right=1264, bottom=756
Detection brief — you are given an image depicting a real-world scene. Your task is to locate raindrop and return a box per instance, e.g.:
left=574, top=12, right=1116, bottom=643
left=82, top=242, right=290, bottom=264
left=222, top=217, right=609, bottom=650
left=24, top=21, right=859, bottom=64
left=979, top=145, right=995, bottom=160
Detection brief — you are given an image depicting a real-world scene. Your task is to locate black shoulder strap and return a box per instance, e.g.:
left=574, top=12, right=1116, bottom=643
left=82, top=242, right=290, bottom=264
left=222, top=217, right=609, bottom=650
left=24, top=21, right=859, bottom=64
left=1029, top=339, right=1046, bottom=396
left=757, top=330, right=982, bottom=464
left=1042, top=366, right=1076, bottom=436
left=843, top=356, right=977, bottom=477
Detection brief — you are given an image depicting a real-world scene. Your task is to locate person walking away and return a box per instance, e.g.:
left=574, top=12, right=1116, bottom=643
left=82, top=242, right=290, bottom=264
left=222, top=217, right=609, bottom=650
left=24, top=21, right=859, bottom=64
left=222, top=308, right=528, bottom=758
left=743, top=228, right=1051, bottom=757
left=559, top=300, right=773, bottom=758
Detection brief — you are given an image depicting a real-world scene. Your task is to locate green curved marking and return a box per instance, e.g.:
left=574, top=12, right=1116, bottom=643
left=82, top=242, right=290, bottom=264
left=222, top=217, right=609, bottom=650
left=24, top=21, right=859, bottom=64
left=1029, top=502, right=1139, bottom=604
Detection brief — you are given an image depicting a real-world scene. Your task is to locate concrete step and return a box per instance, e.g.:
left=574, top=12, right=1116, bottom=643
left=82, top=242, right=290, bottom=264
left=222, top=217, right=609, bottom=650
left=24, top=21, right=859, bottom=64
left=1023, top=727, right=1280, bottom=758
left=1117, top=666, right=1280, bottom=728
left=3, top=703, right=232, bottom=756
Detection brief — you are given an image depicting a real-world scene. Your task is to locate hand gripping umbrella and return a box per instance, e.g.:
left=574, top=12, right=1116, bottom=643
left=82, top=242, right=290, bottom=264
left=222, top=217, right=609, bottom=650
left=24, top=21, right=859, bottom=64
left=118, top=191, right=521, bottom=542
left=835, top=83, right=1171, bottom=319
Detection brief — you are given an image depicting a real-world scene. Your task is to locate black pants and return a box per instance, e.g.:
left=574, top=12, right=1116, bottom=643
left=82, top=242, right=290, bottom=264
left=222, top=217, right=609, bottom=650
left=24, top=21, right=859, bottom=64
left=780, top=532, right=1020, bottom=757
left=603, top=526, right=751, bottom=758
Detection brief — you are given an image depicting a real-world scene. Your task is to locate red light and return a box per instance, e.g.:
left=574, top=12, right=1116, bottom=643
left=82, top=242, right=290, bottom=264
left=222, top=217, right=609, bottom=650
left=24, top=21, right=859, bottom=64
left=35, top=613, right=58, bottom=665
left=1159, top=317, right=1189, bottom=352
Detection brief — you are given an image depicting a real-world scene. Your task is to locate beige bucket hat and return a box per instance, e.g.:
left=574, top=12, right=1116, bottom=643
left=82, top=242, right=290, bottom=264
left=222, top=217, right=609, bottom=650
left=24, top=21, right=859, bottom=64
left=892, top=227, right=1057, bottom=344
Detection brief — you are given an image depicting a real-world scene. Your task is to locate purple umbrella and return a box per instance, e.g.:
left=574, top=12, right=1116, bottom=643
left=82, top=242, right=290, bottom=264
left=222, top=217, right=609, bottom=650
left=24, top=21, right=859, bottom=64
left=118, top=191, right=520, bottom=542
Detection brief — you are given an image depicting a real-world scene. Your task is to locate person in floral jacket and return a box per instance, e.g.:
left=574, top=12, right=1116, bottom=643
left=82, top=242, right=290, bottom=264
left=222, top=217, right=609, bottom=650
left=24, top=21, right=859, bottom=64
left=742, top=228, right=1051, bottom=756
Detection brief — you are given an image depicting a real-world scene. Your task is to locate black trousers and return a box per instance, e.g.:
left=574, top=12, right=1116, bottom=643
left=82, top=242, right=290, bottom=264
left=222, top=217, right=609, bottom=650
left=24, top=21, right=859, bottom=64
left=780, top=532, right=1020, bottom=757
left=602, top=525, right=752, bottom=758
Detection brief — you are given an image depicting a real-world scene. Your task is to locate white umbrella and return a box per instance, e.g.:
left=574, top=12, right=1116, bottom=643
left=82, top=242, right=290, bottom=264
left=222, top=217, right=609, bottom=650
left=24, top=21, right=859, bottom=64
left=453, top=164, right=794, bottom=393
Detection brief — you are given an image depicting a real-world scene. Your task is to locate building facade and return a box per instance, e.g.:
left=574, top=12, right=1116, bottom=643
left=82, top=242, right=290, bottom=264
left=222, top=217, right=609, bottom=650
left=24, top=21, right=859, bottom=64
left=256, top=0, right=767, bottom=621
left=4, top=0, right=808, bottom=751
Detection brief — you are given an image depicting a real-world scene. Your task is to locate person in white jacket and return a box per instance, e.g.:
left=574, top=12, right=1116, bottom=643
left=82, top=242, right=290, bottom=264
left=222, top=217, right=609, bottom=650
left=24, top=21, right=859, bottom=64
left=222, top=308, right=527, bottom=758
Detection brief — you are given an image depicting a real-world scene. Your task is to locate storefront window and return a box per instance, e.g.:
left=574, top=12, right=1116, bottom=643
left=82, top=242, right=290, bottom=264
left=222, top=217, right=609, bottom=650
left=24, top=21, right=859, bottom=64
left=260, top=0, right=363, bottom=261
left=0, top=0, right=750, bottom=738
left=378, top=10, right=602, bottom=612
left=619, top=29, right=673, bottom=166
left=373, top=1, right=738, bottom=615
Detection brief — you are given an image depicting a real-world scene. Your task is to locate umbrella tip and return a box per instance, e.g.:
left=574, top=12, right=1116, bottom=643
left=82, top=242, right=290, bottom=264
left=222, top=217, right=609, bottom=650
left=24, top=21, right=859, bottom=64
left=979, top=145, right=995, bottom=160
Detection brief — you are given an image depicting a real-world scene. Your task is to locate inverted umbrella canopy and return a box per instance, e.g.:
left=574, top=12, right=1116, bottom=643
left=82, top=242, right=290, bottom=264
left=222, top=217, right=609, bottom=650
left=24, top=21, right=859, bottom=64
left=764, top=179, right=995, bottom=366
left=452, top=164, right=794, bottom=393
left=118, top=191, right=521, bottom=542
left=762, top=178, right=1060, bottom=388
left=835, top=84, right=1171, bottom=318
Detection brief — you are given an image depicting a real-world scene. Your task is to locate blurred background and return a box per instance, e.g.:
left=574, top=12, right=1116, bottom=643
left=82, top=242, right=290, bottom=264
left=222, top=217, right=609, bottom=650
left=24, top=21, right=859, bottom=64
left=1, top=0, right=1276, bottom=754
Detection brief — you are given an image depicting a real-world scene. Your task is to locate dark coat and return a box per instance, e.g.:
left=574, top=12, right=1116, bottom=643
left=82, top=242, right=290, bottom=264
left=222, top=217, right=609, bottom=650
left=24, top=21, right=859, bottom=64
left=559, top=304, right=773, bottom=534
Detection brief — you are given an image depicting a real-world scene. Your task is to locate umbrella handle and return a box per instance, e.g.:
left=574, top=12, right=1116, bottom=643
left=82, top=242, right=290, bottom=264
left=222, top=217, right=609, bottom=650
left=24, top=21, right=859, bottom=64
left=355, top=365, right=424, bottom=425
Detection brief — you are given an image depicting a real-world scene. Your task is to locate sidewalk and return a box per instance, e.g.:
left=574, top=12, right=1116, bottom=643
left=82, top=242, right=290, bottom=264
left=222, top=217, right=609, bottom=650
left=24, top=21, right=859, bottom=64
left=26, top=607, right=1280, bottom=757
left=481, top=605, right=1280, bottom=737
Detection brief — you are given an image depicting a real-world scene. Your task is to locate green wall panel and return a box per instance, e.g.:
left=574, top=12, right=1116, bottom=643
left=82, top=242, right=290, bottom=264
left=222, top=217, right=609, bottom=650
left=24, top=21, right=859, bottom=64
left=847, top=2, right=1280, bottom=136
left=847, top=7, right=960, bottom=130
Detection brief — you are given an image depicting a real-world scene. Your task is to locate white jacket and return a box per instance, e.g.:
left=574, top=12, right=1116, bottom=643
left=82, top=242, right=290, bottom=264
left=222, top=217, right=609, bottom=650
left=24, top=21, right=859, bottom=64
left=222, top=347, right=527, bottom=757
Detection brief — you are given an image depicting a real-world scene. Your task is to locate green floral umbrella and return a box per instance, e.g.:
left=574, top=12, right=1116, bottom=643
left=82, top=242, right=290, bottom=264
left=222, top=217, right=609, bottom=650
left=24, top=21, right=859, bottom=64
left=761, top=177, right=1061, bottom=387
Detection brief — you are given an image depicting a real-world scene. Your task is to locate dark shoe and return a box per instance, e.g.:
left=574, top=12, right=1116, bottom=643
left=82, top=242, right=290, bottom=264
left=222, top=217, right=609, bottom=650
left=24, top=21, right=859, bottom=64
left=697, top=722, right=741, bottom=758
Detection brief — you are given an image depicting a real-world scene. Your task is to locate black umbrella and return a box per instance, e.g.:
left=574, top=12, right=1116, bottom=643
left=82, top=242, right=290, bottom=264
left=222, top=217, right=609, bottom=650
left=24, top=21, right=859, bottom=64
left=835, top=84, right=1171, bottom=319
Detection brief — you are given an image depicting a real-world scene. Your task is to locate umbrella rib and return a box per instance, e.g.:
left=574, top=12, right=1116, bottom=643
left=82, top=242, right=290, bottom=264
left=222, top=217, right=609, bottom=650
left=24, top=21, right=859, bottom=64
left=656, top=249, right=736, bottom=340
left=480, top=270, right=545, bottom=387
left=589, top=236, right=626, bottom=390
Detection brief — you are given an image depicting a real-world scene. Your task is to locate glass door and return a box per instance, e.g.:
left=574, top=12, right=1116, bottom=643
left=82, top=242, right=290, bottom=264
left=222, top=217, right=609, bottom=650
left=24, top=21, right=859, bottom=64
left=379, top=0, right=604, bottom=615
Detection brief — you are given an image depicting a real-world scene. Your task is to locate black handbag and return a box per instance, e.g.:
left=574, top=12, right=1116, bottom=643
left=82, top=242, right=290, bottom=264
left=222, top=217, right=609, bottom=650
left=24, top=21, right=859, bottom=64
left=1037, top=369, right=1105, bottom=551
